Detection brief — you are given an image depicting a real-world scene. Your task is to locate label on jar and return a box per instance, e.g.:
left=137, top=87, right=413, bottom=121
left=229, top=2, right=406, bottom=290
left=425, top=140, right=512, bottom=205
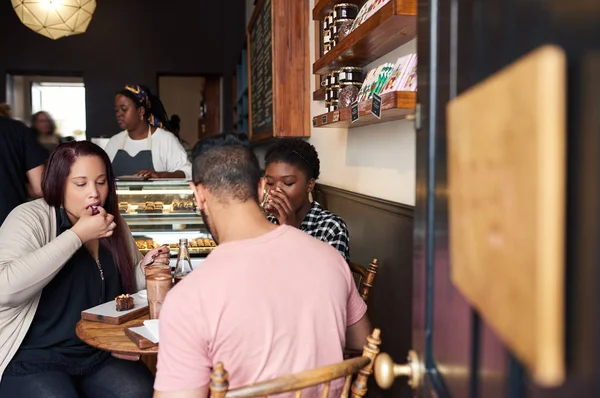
left=330, top=76, right=336, bottom=84
left=325, top=92, right=330, bottom=100
left=339, top=72, right=346, bottom=80
left=333, top=10, right=337, bottom=18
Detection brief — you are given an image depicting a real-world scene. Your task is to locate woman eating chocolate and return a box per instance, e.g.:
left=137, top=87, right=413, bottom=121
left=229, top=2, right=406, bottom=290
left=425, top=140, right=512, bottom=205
left=263, top=138, right=350, bottom=260
left=0, top=141, right=169, bottom=398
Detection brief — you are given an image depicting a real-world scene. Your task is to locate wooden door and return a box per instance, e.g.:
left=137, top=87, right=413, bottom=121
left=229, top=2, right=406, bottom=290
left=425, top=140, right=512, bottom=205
left=379, top=0, right=600, bottom=397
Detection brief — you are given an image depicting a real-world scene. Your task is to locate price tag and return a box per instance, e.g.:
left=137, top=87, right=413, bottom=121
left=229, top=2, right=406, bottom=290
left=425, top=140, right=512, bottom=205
left=351, top=102, right=359, bottom=123
left=333, top=111, right=340, bottom=122
left=313, top=118, right=317, bottom=127
left=371, top=93, right=382, bottom=119
left=322, top=115, right=328, bottom=125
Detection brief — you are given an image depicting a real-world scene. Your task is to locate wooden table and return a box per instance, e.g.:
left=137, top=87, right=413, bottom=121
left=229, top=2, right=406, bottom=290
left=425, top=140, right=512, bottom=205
left=76, top=314, right=158, bottom=366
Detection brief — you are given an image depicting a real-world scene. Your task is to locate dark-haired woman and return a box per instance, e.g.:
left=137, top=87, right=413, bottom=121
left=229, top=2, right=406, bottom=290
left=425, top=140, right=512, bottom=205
left=263, top=138, right=350, bottom=261
left=104, top=85, right=192, bottom=179
left=0, top=141, right=169, bottom=397
left=31, top=111, right=61, bottom=152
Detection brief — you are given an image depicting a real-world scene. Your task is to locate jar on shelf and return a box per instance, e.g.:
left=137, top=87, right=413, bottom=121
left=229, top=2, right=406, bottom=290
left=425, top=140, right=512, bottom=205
left=333, top=3, right=360, bottom=20
left=325, top=84, right=341, bottom=101
left=323, top=42, right=332, bottom=55
left=327, top=70, right=341, bottom=86
left=323, top=27, right=332, bottom=45
left=339, top=66, right=364, bottom=83
left=333, top=18, right=355, bottom=41
left=337, top=19, right=355, bottom=42
left=339, top=83, right=362, bottom=108
left=328, top=99, right=340, bottom=113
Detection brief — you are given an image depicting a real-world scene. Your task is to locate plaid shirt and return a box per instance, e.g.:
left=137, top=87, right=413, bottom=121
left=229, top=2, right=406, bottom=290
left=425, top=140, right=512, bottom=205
left=268, top=201, right=350, bottom=261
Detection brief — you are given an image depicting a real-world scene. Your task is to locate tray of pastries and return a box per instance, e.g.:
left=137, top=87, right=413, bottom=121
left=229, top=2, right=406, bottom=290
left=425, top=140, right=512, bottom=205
left=119, top=200, right=196, bottom=216
left=136, top=237, right=216, bottom=255
left=170, top=200, right=196, bottom=212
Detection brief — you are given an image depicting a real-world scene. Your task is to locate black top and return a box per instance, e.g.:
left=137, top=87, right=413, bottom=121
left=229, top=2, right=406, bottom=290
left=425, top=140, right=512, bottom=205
left=0, top=117, right=47, bottom=226
left=5, top=208, right=122, bottom=376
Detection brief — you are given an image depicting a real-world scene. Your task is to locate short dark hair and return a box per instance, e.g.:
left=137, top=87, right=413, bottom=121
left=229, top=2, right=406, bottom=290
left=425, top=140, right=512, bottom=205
left=264, top=138, right=320, bottom=180
left=191, top=133, right=260, bottom=203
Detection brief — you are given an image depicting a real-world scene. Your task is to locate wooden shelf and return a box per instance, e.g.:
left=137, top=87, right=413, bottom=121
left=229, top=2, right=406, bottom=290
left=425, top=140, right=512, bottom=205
left=312, top=91, right=416, bottom=128
left=312, top=0, right=417, bottom=75
left=313, top=88, right=326, bottom=101
left=312, top=0, right=364, bottom=21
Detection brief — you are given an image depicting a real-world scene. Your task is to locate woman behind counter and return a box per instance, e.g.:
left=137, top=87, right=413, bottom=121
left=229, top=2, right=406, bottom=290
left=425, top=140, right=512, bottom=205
left=104, top=84, right=192, bottom=179
left=0, top=141, right=169, bottom=398
left=263, top=138, right=350, bottom=261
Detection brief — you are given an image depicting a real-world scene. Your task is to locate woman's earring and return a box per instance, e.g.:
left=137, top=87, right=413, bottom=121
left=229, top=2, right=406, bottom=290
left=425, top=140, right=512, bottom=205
left=140, top=115, right=144, bottom=121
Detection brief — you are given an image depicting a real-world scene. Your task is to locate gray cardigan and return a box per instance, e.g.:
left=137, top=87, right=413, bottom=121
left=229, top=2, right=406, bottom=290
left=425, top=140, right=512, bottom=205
left=0, top=199, right=145, bottom=381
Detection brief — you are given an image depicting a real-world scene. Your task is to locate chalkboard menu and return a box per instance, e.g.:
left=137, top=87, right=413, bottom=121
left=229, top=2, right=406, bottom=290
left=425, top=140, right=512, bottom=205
left=248, top=0, right=273, bottom=136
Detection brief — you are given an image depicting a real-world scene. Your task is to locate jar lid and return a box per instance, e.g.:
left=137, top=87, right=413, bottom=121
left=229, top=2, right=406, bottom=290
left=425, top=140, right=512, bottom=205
left=335, top=18, right=355, bottom=23
left=330, top=84, right=340, bottom=89
left=334, top=3, right=360, bottom=9
left=339, top=81, right=363, bottom=87
left=330, top=99, right=340, bottom=103
left=340, top=66, right=364, bottom=71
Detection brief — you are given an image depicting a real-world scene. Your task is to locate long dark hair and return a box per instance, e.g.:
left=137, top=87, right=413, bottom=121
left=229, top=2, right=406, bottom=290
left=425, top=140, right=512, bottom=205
left=118, top=85, right=172, bottom=131
left=31, top=111, right=57, bottom=137
left=42, top=141, right=134, bottom=293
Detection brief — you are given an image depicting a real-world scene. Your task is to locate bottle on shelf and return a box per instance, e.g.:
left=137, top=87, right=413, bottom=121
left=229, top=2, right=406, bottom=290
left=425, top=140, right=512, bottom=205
left=174, top=238, right=193, bottom=285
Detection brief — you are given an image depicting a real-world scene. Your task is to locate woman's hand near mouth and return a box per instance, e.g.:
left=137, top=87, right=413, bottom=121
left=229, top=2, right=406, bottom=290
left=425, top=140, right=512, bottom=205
left=71, top=206, right=117, bottom=243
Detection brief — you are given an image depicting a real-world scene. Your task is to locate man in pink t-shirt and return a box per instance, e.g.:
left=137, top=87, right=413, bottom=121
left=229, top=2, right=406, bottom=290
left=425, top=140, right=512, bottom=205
left=154, top=134, right=371, bottom=398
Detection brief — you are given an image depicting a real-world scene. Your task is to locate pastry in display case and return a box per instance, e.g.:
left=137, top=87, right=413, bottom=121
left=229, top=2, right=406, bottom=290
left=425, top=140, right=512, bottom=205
left=115, top=179, right=215, bottom=260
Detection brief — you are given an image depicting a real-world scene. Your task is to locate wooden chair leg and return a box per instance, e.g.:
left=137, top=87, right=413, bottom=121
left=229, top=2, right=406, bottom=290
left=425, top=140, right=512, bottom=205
left=210, top=362, right=229, bottom=398
left=350, top=328, right=382, bottom=397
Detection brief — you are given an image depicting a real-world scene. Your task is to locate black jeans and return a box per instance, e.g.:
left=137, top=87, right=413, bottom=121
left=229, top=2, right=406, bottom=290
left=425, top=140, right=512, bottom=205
left=0, top=357, right=154, bottom=398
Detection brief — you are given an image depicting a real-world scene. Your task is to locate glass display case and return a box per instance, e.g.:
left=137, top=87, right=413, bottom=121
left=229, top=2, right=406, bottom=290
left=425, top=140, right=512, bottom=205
left=116, top=179, right=214, bottom=267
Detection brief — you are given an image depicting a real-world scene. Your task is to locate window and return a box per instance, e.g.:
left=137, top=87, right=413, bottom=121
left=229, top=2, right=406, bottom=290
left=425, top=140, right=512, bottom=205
left=31, top=81, right=86, bottom=140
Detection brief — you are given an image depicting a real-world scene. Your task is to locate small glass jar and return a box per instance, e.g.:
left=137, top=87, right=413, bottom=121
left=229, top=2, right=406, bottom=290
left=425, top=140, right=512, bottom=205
left=339, top=84, right=361, bottom=108
left=328, top=100, right=340, bottom=113
left=323, top=28, right=332, bottom=45
left=333, top=18, right=355, bottom=38
left=327, top=70, right=341, bottom=86
left=339, top=66, right=364, bottom=83
left=333, top=3, right=359, bottom=20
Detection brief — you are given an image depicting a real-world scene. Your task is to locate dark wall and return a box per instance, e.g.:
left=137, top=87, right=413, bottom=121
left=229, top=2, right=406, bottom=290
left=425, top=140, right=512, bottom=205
left=319, top=185, right=414, bottom=398
left=0, top=0, right=246, bottom=138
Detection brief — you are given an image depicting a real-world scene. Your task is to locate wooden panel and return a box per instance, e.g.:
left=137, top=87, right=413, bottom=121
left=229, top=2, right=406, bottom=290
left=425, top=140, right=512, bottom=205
left=447, top=45, right=566, bottom=387
left=312, top=91, right=415, bottom=128
left=317, top=184, right=414, bottom=398
left=313, top=0, right=416, bottom=75
left=247, top=0, right=310, bottom=143
left=202, top=76, right=221, bottom=137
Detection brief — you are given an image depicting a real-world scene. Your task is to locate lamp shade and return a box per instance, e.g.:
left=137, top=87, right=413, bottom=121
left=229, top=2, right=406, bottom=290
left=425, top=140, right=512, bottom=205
left=12, top=0, right=97, bottom=40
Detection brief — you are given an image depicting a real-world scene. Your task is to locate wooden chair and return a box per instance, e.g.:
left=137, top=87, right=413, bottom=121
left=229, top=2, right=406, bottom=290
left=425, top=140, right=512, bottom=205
left=349, top=258, right=378, bottom=302
left=209, top=329, right=382, bottom=398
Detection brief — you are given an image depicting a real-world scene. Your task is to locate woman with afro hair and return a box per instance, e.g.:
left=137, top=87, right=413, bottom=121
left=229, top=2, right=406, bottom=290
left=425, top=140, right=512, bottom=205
left=263, top=138, right=350, bottom=261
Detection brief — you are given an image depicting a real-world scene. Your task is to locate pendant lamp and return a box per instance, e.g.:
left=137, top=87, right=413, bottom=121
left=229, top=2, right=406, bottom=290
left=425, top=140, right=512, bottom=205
left=12, top=0, right=97, bottom=40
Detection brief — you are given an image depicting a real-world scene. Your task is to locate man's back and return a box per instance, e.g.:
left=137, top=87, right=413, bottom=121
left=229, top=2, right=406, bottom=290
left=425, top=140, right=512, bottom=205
left=155, top=225, right=367, bottom=393
left=0, top=117, right=47, bottom=225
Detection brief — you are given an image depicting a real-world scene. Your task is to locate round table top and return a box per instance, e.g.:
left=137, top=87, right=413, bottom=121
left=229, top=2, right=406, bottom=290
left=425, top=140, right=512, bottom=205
left=76, top=315, right=158, bottom=357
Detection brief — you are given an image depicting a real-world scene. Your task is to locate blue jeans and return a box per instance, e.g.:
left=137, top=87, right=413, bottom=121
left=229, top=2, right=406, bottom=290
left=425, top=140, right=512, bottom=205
left=0, top=357, right=154, bottom=398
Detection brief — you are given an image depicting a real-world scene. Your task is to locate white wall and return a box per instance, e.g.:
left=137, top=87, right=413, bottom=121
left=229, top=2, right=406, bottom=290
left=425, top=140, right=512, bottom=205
left=253, top=0, right=416, bottom=206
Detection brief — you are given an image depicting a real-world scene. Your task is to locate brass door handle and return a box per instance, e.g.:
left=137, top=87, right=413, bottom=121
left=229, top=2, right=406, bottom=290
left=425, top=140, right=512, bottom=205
left=374, top=350, right=423, bottom=390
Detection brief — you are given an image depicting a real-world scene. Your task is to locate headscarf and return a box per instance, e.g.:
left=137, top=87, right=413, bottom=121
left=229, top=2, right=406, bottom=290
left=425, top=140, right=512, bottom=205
left=123, top=84, right=164, bottom=128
